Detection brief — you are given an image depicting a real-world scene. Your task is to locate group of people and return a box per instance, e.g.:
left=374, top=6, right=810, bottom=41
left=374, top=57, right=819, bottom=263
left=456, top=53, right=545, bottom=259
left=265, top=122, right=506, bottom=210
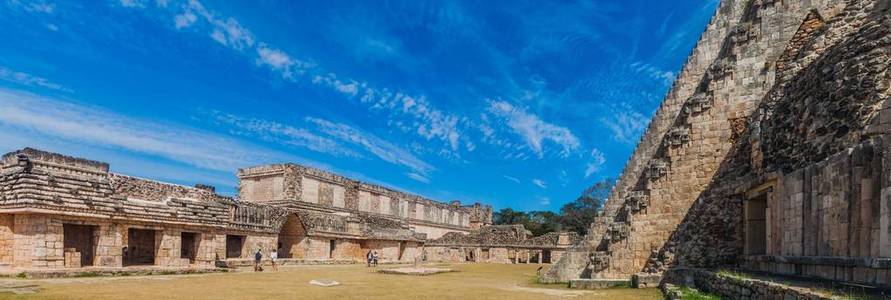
left=250, top=248, right=385, bottom=270
left=366, top=250, right=380, bottom=267
left=253, top=248, right=278, bottom=272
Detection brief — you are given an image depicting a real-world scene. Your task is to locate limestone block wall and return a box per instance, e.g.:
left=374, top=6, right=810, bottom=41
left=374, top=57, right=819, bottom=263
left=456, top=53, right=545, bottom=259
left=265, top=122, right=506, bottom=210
left=13, top=214, right=64, bottom=268
left=545, top=0, right=851, bottom=282
left=0, top=214, right=13, bottom=265
left=626, top=0, right=891, bottom=287
left=361, top=240, right=402, bottom=262
left=237, top=164, right=490, bottom=238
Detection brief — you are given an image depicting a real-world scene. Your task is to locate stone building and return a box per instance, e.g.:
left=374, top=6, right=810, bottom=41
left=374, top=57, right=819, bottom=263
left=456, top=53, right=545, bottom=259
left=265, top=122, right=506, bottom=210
left=0, top=147, right=492, bottom=270
left=542, top=0, right=891, bottom=290
left=425, top=225, right=580, bottom=264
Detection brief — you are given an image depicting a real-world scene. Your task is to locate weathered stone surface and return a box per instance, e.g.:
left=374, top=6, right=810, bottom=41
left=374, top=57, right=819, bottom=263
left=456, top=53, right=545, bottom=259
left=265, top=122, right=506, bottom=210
left=543, top=0, right=891, bottom=288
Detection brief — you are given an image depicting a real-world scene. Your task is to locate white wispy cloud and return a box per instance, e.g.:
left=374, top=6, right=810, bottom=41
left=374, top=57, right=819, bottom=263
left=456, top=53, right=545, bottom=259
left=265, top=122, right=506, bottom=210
left=26, top=1, right=55, bottom=13
left=487, top=100, right=580, bottom=158
left=255, top=44, right=315, bottom=79
left=0, top=67, right=70, bottom=92
left=532, top=178, right=547, bottom=189
left=601, top=105, right=649, bottom=144
left=503, top=175, right=521, bottom=184
left=306, top=117, right=434, bottom=175
left=585, top=148, right=607, bottom=178
left=630, top=62, right=675, bottom=86
left=149, top=0, right=468, bottom=157
left=407, top=172, right=431, bottom=184
left=166, top=0, right=254, bottom=50
left=211, top=112, right=362, bottom=158
left=538, top=196, right=550, bottom=206
left=119, top=0, right=145, bottom=8
left=0, top=88, right=300, bottom=172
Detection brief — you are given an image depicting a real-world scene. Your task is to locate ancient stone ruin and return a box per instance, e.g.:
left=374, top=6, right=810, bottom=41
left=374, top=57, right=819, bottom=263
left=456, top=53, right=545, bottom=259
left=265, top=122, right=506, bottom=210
left=541, top=0, right=891, bottom=291
left=0, top=146, right=576, bottom=272
left=0, top=147, right=499, bottom=270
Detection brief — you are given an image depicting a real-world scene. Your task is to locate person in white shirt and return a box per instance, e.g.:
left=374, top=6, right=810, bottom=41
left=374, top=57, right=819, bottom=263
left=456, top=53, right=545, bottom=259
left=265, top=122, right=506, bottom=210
left=269, top=249, right=279, bottom=271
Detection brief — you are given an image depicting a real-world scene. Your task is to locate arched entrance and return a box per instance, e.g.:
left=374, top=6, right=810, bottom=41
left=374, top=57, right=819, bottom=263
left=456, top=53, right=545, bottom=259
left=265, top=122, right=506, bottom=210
left=277, top=214, right=307, bottom=259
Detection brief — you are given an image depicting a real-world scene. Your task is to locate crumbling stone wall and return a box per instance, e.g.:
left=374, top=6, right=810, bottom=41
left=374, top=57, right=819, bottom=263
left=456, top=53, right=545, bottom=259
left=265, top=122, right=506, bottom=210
left=543, top=0, right=891, bottom=283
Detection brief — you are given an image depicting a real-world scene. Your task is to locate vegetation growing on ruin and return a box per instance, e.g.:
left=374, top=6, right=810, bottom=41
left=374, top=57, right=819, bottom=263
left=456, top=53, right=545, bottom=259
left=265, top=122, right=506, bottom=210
left=676, top=286, right=720, bottom=300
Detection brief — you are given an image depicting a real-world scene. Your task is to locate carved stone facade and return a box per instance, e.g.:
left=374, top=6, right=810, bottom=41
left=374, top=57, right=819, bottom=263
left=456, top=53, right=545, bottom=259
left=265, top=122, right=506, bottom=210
left=424, top=225, right=581, bottom=264
left=543, top=0, right=891, bottom=289
left=0, top=148, right=492, bottom=270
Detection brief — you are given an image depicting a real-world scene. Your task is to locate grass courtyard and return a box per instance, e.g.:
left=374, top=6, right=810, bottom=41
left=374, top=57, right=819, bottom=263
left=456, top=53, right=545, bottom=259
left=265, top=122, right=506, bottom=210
left=0, top=263, right=663, bottom=299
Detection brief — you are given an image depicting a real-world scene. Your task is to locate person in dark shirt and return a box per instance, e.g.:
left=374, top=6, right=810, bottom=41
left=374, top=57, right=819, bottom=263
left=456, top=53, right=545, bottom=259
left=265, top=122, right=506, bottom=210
left=254, top=249, right=263, bottom=272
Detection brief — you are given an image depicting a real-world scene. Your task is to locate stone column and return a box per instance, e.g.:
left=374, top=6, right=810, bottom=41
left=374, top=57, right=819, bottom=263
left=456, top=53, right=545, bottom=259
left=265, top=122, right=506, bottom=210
left=95, top=223, right=123, bottom=267
left=512, top=250, right=518, bottom=264
left=537, top=250, right=542, bottom=264
left=525, top=250, right=530, bottom=264
left=881, top=142, right=891, bottom=257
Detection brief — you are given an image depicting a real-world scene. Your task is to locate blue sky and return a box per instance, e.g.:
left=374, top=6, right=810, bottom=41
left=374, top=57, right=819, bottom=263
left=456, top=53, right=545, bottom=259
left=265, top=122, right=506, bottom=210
left=0, top=0, right=717, bottom=211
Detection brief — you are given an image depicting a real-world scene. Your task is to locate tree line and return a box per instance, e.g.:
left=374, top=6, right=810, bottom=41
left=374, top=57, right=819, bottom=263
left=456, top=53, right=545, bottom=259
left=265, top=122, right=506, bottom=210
left=493, top=178, right=613, bottom=236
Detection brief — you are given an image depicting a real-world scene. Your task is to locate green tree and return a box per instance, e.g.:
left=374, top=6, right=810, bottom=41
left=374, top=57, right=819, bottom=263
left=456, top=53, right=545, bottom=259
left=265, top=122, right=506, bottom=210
left=491, top=178, right=613, bottom=236
left=559, top=178, right=613, bottom=235
left=493, top=208, right=529, bottom=225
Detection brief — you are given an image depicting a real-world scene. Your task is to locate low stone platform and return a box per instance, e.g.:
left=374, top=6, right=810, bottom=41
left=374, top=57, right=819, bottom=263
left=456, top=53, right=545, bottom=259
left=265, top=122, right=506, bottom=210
left=377, top=267, right=454, bottom=276
left=631, top=273, right=662, bottom=288
left=218, top=258, right=358, bottom=268
left=0, top=266, right=227, bottom=279
left=568, top=278, right=631, bottom=289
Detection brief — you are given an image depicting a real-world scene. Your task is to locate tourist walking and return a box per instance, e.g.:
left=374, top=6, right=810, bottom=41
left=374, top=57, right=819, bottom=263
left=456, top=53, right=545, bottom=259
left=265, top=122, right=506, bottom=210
left=372, top=251, right=379, bottom=267
left=366, top=250, right=373, bottom=267
left=270, top=249, right=278, bottom=271
left=254, top=249, right=263, bottom=272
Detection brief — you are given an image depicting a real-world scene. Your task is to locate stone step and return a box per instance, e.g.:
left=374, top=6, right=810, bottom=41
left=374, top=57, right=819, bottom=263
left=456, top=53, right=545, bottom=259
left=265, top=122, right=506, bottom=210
left=568, top=278, right=631, bottom=289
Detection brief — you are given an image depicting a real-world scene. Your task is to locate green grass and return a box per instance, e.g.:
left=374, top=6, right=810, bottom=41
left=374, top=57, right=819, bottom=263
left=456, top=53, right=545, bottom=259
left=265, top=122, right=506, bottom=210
left=717, top=269, right=752, bottom=280
left=677, top=286, right=721, bottom=300
left=71, top=272, right=101, bottom=278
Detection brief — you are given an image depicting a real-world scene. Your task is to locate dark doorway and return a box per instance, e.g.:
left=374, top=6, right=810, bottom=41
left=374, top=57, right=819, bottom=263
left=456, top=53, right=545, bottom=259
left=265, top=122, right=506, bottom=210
left=124, top=228, right=157, bottom=266
left=745, top=194, right=768, bottom=255
left=481, top=248, right=490, bottom=261
left=226, top=235, right=245, bottom=259
left=542, top=250, right=552, bottom=264
left=180, top=232, right=198, bottom=263
left=398, top=242, right=405, bottom=260
left=63, top=224, right=97, bottom=267
left=328, top=240, right=336, bottom=259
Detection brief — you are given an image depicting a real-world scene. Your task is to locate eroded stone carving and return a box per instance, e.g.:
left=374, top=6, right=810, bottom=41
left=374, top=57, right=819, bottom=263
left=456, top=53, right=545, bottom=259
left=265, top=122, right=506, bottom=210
left=588, top=251, right=610, bottom=272
left=606, top=223, right=630, bottom=242
left=624, top=191, right=649, bottom=213
left=664, top=126, right=691, bottom=147
left=683, top=93, right=713, bottom=115
left=646, top=159, right=669, bottom=180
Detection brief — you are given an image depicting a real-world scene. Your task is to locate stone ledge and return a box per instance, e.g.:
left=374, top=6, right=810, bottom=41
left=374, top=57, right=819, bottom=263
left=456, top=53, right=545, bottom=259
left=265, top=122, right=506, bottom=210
left=631, top=273, right=662, bottom=288
left=5, top=266, right=227, bottom=279
left=377, top=267, right=454, bottom=276
left=568, top=278, right=631, bottom=289
left=744, top=255, right=891, bottom=269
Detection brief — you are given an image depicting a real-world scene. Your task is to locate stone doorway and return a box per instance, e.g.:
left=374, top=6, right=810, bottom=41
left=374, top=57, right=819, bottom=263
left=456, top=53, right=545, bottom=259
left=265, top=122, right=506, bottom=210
left=744, top=193, right=768, bottom=255
left=226, top=235, right=245, bottom=259
left=397, top=242, right=405, bottom=261
left=481, top=248, right=490, bottom=261
left=542, top=250, right=552, bottom=264
left=277, top=214, right=305, bottom=259
left=180, top=232, right=198, bottom=263
left=328, top=239, right=336, bottom=259
left=62, top=224, right=97, bottom=268
left=125, top=228, right=157, bottom=266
